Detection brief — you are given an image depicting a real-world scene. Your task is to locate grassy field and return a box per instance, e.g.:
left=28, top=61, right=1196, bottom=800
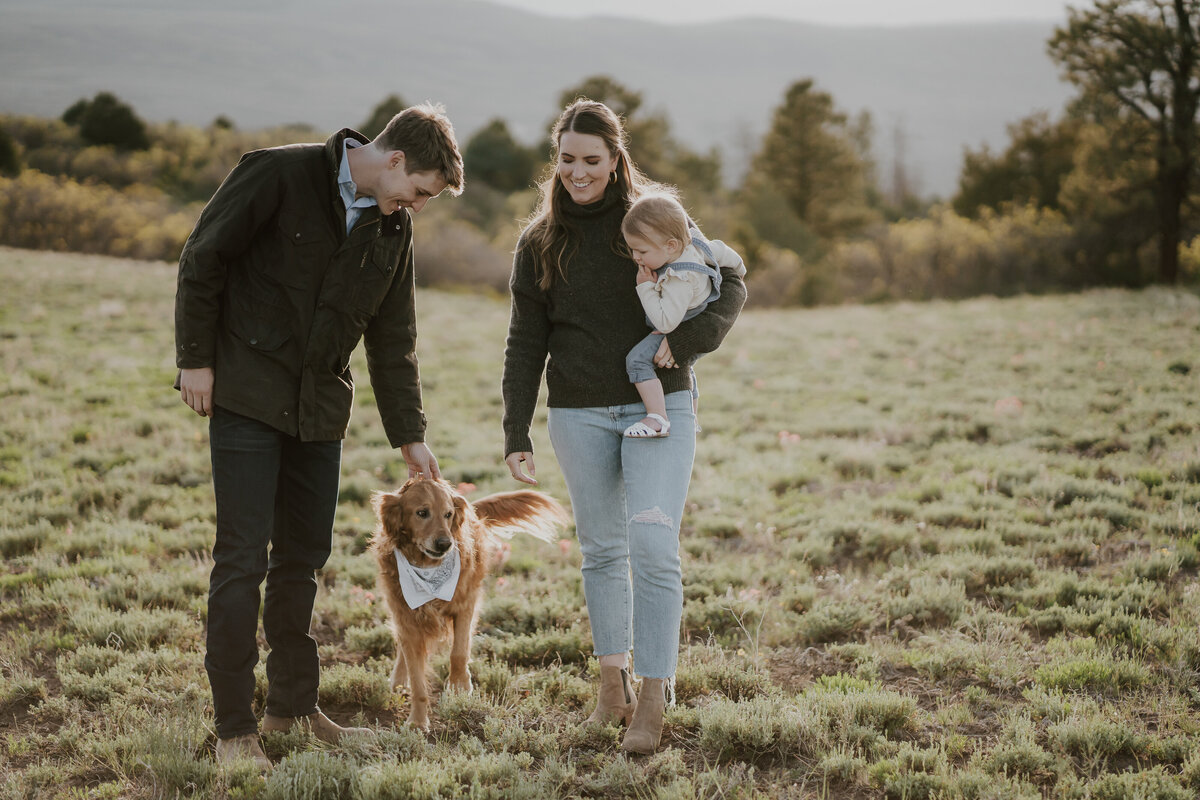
left=2, top=247, right=1200, bottom=799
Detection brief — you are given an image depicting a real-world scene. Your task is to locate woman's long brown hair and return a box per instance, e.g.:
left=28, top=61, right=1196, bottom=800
left=522, top=99, right=669, bottom=291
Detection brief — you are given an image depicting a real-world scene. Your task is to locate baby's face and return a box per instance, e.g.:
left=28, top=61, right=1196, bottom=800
left=625, top=233, right=676, bottom=271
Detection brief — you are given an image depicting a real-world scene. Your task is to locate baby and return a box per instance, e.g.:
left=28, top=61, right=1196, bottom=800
left=621, top=193, right=746, bottom=438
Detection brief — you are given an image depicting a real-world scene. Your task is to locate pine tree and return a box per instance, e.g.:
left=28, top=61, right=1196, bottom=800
left=1049, top=0, right=1200, bottom=283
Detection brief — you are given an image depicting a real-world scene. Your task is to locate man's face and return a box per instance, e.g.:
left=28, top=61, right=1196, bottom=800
left=375, top=153, right=446, bottom=215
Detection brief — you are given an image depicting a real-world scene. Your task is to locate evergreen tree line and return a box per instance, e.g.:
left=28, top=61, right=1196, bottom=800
left=2, top=1, right=1199, bottom=305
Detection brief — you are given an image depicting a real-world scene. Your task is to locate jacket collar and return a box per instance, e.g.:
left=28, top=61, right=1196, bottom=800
left=324, top=127, right=409, bottom=239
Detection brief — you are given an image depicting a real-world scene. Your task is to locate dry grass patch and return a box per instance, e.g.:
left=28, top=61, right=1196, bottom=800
left=3, top=250, right=1200, bottom=796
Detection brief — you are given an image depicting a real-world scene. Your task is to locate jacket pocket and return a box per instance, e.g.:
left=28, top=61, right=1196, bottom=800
left=273, top=211, right=325, bottom=288
left=228, top=291, right=291, bottom=352
left=349, top=237, right=401, bottom=313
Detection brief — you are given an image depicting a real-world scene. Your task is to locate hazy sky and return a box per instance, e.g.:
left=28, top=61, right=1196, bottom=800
left=489, top=0, right=1077, bottom=27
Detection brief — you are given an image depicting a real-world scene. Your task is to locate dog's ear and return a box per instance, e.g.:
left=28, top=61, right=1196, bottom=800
left=372, top=490, right=406, bottom=539
left=452, top=494, right=468, bottom=531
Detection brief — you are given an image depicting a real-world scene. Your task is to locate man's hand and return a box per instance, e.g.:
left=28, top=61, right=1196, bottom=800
left=401, top=442, right=441, bottom=480
left=505, top=452, right=537, bottom=485
left=179, top=367, right=215, bottom=416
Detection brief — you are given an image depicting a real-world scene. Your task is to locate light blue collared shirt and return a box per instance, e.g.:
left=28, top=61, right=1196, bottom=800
left=338, top=138, right=378, bottom=235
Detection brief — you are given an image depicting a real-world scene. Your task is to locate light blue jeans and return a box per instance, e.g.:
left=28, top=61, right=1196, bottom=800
left=626, top=332, right=700, bottom=401
left=548, top=391, right=697, bottom=679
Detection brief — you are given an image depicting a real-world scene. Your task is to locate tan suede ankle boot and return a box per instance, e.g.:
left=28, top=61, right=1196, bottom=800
left=585, top=666, right=637, bottom=725
left=215, top=733, right=272, bottom=773
left=621, top=677, right=666, bottom=754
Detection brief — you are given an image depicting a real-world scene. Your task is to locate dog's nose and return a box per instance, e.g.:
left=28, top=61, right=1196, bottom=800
left=433, top=536, right=452, bottom=554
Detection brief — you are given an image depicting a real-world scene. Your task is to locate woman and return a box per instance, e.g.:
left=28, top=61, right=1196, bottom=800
left=501, top=100, right=746, bottom=753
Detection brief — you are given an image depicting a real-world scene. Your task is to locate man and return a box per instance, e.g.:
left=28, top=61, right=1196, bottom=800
left=174, top=104, right=464, bottom=770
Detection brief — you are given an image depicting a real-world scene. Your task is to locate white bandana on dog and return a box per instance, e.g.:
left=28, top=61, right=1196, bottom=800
left=393, top=547, right=461, bottom=609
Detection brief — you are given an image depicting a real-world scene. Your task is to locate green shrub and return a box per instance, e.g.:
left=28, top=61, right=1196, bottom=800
left=1178, top=461, right=1200, bottom=484
left=693, top=515, right=746, bottom=539
left=1034, top=655, right=1149, bottom=693
left=478, top=595, right=576, bottom=637
left=818, top=749, right=868, bottom=785
left=870, top=766, right=952, bottom=800
left=68, top=606, right=196, bottom=649
left=887, top=576, right=966, bottom=628
left=354, top=758, right=449, bottom=800
left=264, top=750, right=359, bottom=800
left=1130, top=548, right=1182, bottom=582
left=437, top=689, right=505, bottom=739
left=828, top=204, right=1079, bottom=301
left=127, top=722, right=217, bottom=798
left=1180, top=747, right=1200, bottom=789
left=1021, top=685, right=1076, bottom=723
left=63, top=92, right=150, bottom=151
left=674, top=648, right=771, bottom=702
left=0, top=170, right=197, bottom=260
left=977, top=717, right=1059, bottom=779
left=798, top=601, right=873, bottom=644
left=476, top=628, right=590, bottom=667
left=822, top=686, right=920, bottom=739
left=981, top=738, right=1058, bottom=780
left=0, top=668, right=46, bottom=710
left=1135, top=468, right=1166, bottom=488
left=481, top=716, right=559, bottom=757
left=811, top=673, right=877, bottom=694
left=0, top=519, right=48, bottom=557
left=0, top=125, right=19, bottom=177
left=318, top=663, right=391, bottom=709
left=343, top=624, right=394, bottom=659
left=1048, top=714, right=1149, bottom=765
left=1072, top=767, right=1191, bottom=800
left=934, top=554, right=1037, bottom=596
left=695, top=693, right=822, bottom=763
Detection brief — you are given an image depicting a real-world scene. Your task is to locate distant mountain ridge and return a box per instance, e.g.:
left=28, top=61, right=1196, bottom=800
left=0, top=0, right=1074, bottom=196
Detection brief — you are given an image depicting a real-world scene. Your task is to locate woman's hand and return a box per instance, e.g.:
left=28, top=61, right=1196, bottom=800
left=654, top=338, right=678, bottom=369
left=505, top=452, right=538, bottom=484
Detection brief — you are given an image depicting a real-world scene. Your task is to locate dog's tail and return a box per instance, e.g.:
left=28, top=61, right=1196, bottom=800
left=473, top=490, right=570, bottom=543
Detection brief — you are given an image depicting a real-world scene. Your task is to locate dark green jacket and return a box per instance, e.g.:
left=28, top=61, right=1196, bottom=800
left=174, top=128, right=425, bottom=446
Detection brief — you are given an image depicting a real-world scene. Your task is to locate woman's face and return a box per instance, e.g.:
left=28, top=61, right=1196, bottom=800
left=557, top=131, right=618, bottom=205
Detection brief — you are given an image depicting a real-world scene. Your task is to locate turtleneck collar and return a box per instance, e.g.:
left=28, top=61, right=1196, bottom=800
left=561, top=181, right=626, bottom=220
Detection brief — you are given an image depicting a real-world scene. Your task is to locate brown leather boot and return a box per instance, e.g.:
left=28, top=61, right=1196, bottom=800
left=261, top=711, right=371, bottom=744
left=215, top=733, right=272, bottom=772
left=621, top=677, right=666, bottom=754
left=585, top=666, right=637, bottom=726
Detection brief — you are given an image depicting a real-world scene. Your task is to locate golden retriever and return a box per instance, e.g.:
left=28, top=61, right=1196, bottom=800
left=370, top=478, right=568, bottom=729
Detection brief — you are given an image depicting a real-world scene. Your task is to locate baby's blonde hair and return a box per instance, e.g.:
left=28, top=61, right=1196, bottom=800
left=621, top=193, right=689, bottom=247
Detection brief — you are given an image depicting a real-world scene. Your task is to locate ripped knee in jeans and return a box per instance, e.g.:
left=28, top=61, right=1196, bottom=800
left=630, top=506, right=674, bottom=528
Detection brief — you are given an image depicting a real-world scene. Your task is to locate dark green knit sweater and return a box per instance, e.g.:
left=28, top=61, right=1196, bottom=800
left=502, top=184, right=747, bottom=456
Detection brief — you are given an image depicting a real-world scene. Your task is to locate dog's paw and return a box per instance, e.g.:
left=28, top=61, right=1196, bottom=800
left=406, top=711, right=431, bottom=731
left=447, top=674, right=473, bottom=693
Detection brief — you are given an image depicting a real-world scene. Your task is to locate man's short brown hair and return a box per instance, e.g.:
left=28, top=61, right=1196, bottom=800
left=375, top=103, right=464, bottom=195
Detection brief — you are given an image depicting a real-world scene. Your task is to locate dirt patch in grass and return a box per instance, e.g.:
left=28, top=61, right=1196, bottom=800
left=766, top=646, right=856, bottom=692
left=323, top=700, right=401, bottom=730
